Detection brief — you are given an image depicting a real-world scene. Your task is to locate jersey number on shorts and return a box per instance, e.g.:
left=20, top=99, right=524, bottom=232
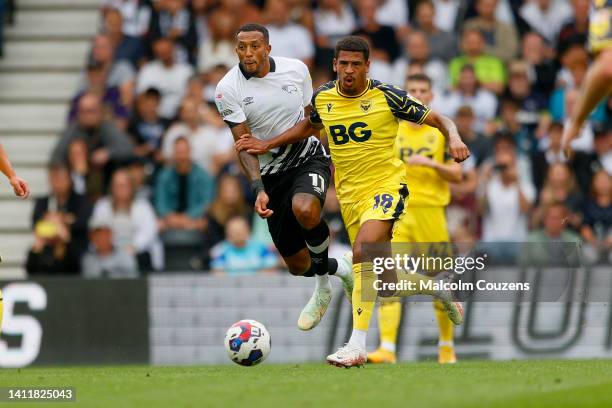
left=309, top=173, right=325, bottom=194
left=373, top=194, right=393, bottom=213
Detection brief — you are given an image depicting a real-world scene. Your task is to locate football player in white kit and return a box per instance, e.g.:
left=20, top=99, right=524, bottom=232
left=214, top=24, right=353, bottom=330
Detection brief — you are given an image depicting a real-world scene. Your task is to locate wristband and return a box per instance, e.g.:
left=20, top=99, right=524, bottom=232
left=251, top=179, right=265, bottom=196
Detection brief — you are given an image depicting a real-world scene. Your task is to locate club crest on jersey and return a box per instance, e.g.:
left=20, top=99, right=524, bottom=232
left=243, top=96, right=254, bottom=106
left=282, top=84, right=298, bottom=94
left=360, top=99, right=372, bottom=113
left=327, top=103, right=333, bottom=112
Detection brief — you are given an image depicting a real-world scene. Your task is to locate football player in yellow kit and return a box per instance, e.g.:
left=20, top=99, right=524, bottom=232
left=0, top=142, right=30, bottom=334
left=563, top=0, right=612, bottom=153
left=236, top=36, right=469, bottom=367
left=368, top=74, right=462, bottom=365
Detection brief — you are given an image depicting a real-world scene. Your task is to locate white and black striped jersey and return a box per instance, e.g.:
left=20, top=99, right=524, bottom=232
left=214, top=56, right=326, bottom=176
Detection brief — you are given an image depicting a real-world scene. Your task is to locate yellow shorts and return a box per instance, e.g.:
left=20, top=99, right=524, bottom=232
left=341, top=184, right=408, bottom=245
left=393, top=206, right=449, bottom=243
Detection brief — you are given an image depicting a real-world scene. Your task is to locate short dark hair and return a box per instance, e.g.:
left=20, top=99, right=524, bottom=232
left=236, top=23, right=269, bottom=43
left=494, top=131, right=516, bottom=148
left=334, top=36, right=370, bottom=61
left=406, top=73, right=432, bottom=87
left=143, top=87, right=161, bottom=100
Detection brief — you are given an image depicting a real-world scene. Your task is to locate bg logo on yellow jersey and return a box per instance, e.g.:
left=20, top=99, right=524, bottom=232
left=328, top=122, right=371, bottom=145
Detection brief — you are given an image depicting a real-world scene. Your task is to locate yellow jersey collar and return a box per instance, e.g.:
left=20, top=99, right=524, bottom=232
left=336, top=79, right=371, bottom=98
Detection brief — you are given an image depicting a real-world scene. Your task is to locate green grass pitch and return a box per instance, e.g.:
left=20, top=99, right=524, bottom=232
left=1, top=360, right=611, bottom=408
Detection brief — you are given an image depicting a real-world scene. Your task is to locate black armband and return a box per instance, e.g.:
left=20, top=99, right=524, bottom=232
left=251, top=179, right=265, bottom=196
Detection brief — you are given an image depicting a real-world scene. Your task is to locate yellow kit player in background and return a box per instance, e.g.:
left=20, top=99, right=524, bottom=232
left=368, top=74, right=462, bottom=365
left=563, top=0, right=612, bottom=152
left=0, top=143, right=30, bottom=334
left=236, top=36, right=470, bottom=367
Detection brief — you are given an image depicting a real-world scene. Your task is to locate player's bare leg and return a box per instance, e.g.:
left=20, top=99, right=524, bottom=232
left=289, top=193, right=353, bottom=331
left=563, top=48, right=612, bottom=155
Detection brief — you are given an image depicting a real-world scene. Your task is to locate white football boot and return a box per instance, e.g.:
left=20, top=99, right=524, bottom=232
left=297, top=285, right=332, bottom=331
left=327, top=343, right=367, bottom=368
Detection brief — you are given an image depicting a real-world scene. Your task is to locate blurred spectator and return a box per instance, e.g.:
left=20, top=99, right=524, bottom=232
left=580, top=170, right=612, bottom=262
left=136, top=37, right=193, bottom=120
left=437, top=64, right=497, bottom=133
left=555, top=43, right=590, bottom=90
left=530, top=202, right=581, bottom=242
left=479, top=134, right=536, bottom=244
left=375, top=0, right=409, bottom=36
left=449, top=28, right=506, bottom=94
left=463, top=0, right=518, bottom=62
left=26, top=163, right=92, bottom=275
left=264, top=0, right=315, bottom=66
left=101, top=0, right=152, bottom=37
left=520, top=31, right=557, bottom=97
left=91, top=169, right=163, bottom=271
left=81, top=216, right=138, bottom=278
left=155, top=137, right=214, bottom=231
left=69, top=60, right=129, bottom=129
left=413, top=0, right=458, bottom=63
left=78, top=34, right=136, bottom=108
left=533, top=163, right=583, bottom=229
left=185, top=73, right=227, bottom=128
left=496, top=98, right=536, bottom=156
left=313, top=0, right=356, bottom=68
left=519, top=0, right=572, bottom=44
left=128, top=88, right=169, bottom=164
left=52, top=93, right=134, bottom=192
left=217, top=0, right=261, bottom=28
left=126, top=156, right=152, bottom=200
left=504, top=60, right=548, bottom=133
left=211, top=216, right=277, bottom=275
left=204, top=174, right=252, bottom=250
left=454, top=105, right=492, bottom=167
left=556, top=88, right=596, bottom=153
left=103, top=7, right=144, bottom=69
left=556, top=0, right=589, bottom=53
left=532, top=122, right=567, bottom=192
left=392, top=30, right=448, bottom=92
left=146, top=0, right=198, bottom=65
left=67, top=139, right=92, bottom=196
left=197, top=10, right=238, bottom=73
left=353, top=0, right=401, bottom=63
left=572, top=128, right=612, bottom=195
left=161, top=97, right=234, bottom=175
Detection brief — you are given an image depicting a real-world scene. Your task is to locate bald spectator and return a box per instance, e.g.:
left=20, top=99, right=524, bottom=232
left=78, top=34, right=136, bottom=108
left=519, top=0, right=572, bottom=44
left=52, top=93, right=134, bottom=176
left=463, top=0, right=518, bottom=62
left=449, top=28, right=506, bottom=94
left=103, top=7, right=143, bottom=69
left=137, top=38, right=193, bottom=120
left=412, top=0, right=458, bottom=62
left=264, top=0, right=315, bottom=67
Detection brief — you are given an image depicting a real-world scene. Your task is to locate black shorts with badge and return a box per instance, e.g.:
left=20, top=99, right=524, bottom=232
left=262, top=155, right=331, bottom=257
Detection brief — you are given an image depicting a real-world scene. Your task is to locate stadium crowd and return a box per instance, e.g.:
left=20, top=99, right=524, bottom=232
left=26, top=0, right=611, bottom=277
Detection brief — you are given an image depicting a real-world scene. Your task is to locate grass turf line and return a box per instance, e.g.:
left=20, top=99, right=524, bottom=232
left=0, top=360, right=611, bottom=408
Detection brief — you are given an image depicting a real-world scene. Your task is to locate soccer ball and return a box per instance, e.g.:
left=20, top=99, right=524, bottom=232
left=224, top=319, right=271, bottom=366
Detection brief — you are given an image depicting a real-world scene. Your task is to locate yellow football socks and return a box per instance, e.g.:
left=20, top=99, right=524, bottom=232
left=352, top=262, right=376, bottom=331
left=434, top=300, right=454, bottom=344
left=378, top=301, right=401, bottom=346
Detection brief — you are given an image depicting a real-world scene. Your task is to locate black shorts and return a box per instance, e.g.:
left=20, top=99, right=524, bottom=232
left=262, top=155, right=331, bottom=257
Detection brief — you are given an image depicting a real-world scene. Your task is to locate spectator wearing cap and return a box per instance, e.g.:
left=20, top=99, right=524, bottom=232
left=136, top=37, right=194, bottom=120
left=264, top=0, right=315, bottom=67
left=103, top=7, right=144, bottom=69
left=52, top=93, right=134, bottom=191
left=211, top=216, right=278, bottom=276
left=146, top=0, right=198, bottom=66
left=128, top=88, right=170, bottom=165
left=81, top=215, right=138, bottom=278
left=449, top=28, right=506, bottom=95
left=352, top=0, right=401, bottom=64
left=77, top=34, right=136, bottom=109
left=26, top=163, right=92, bottom=275
left=463, top=0, right=518, bottom=62
left=413, top=0, right=459, bottom=63
left=155, top=137, right=214, bottom=232
left=68, top=59, right=130, bottom=130
left=520, top=0, right=572, bottom=45
left=91, top=169, right=163, bottom=271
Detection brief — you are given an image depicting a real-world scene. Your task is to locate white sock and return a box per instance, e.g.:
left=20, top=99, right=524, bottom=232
left=316, top=274, right=331, bottom=290
left=381, top=341, right=396, bottom=353
left=333, top=259, right=350, bottom=278
left=348, top=329, right=367, bottom=350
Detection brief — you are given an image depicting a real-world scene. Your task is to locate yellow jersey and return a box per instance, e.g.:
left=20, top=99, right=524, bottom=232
left=395, top=122, right=452, bottom=207
left=590, top=0, right=612, bottom=53
left=310, top=79, right=430, bottom=204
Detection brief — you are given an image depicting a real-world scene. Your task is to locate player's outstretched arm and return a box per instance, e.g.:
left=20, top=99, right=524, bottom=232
left=422, top=111, right=470, bottom=163
left=0, top=143, right=29, bottom=199
left=563, top=49, right=612, bottom=156
left=229, top=122, right=273, bottom=218
left=235, top=112, right=322, bottom=155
